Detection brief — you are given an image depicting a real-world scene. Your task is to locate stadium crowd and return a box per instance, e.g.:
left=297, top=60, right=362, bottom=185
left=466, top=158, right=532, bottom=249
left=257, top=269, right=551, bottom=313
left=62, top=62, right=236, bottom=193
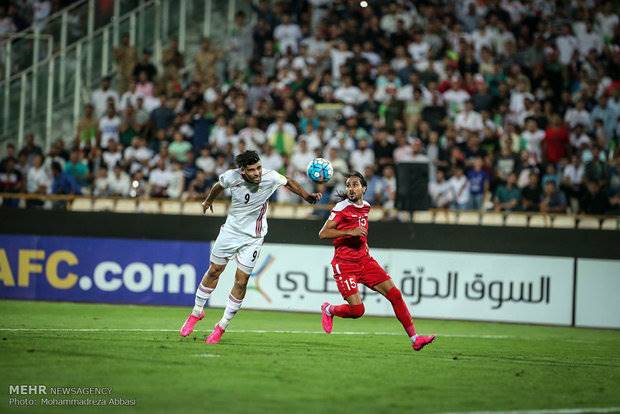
left=1, top=0, right=620, bottom=216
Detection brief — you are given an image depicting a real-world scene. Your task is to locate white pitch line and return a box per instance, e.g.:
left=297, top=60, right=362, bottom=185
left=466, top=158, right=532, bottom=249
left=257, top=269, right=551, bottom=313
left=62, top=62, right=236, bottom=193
left=0, top=327, right=510, bottom=339
left=442, top=408, right=620, bottom=414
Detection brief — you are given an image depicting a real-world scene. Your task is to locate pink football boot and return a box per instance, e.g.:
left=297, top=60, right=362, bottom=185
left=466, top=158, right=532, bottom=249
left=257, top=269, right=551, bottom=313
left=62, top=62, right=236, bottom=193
left=321, top=302, right=333, bottom=334
left=205, top=324, right=225, bottom=345
left=179, top=311, right=204, bottom=337
left=412, top=335, right=436, bottom=351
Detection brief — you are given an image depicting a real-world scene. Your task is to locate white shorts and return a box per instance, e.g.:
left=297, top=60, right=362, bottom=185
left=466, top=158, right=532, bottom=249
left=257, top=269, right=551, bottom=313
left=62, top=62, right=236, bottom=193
left=210, top=227, right=264, bottom=274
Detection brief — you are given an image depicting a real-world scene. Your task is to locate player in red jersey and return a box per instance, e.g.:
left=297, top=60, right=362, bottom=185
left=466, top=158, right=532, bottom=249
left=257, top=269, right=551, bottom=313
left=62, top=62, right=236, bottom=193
left=318, top=172, right=436, bottom=351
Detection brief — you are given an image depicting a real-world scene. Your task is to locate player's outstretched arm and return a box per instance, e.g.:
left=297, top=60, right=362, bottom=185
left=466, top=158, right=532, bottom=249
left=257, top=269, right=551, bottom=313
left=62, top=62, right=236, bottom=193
left=284, top=176, right=321, bottom=204
left=318, top=219, right=367, bottom=240
left=201, top=182, right=224, bottom=214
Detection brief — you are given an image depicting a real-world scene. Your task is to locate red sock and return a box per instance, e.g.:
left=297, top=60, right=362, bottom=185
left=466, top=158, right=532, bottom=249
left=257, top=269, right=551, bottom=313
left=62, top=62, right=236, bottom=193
left=329, top=303, right=365, bottom=319
left=385, top=287, right=416, bottom=337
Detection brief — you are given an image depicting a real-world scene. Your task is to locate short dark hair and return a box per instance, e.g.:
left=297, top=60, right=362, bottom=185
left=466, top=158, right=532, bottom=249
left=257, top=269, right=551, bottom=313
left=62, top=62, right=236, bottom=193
left=51, top=161, right=62, bottom=173
left=235, top=150, right=261, bottom=168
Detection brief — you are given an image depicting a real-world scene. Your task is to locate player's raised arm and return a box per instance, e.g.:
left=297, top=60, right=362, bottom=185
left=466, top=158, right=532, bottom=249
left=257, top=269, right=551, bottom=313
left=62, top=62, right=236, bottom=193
left=284, top=176, right=321, bottom=204
left=201, top=181, right=224, bottom=214
left=318, top=217, right=367, bottom=240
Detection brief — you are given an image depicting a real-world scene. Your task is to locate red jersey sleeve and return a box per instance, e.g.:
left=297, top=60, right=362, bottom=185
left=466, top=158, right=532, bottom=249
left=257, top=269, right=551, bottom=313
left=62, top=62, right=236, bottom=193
left=328, top=209, right=344, bottom=225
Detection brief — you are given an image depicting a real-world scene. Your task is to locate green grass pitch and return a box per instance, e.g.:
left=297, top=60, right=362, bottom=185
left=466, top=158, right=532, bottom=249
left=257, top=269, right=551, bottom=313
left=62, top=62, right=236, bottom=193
left=1, top=300, right=619, bottom=414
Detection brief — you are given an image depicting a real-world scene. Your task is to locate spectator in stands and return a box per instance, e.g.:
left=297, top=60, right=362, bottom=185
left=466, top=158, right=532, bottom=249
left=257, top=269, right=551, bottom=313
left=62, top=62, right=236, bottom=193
left=167, top=160, right=185, bottom=199
left=161, top=37, right=184, bottom=84
left=581, top=180, right=610, bottom=215
left=150, top=95, right=175, bottom=133
left=590, top=95, right=618, bottom=145
left=91, top=76, right=119, bottom=118
left=521, top=173, right=542, bottom=212
left=135, top=71, right=154, bottom=98
left=543, top=115, right=570, bottom=165
left=149, top=158, right=172, bottom=198
left=585, top=145, right=609, bottom=185
left=64, top=149, right=89, bottom=188
left=184, top=170, right=210, bottom=201
left=113, top=33, right=138, bottom=93
left=562, top=154, right=585, bottom=207
left=540, top=180, right=568, bottom=214
left=494, top=173, right=520, bottom=212
left=0, top=158, right=23, bottom=207
left=26, top=154, right=49, bottom=208
left=378, top=164, right=397, bottom=213
left=274, top=14, right=302, bottom=54
left=51, top=160, right=80, bottom=196
left=267, top=112, right=296, bottom=156
left=0, top=143, right=17, bottom=172
left=288, top=138, right=314, bottom=193
left=132, top=49, right=157, bottom=82
left=448, top=164, right=470, bottom=210
left=227, top=11, right=253, bottom=78
left=521, top=118, right=545, bottom=165
left=98, top=103, right=121, bottom=150
left=169, top=131, right=192, bottom=163
left=107, top=163, right=130, bottom=197
left=467, top=157, right=489, bottom=210
left=124, top=137, right=152, bottom=175
left=19, top=133, right=43, bottom=165
left=193, top=38, right=223, bottom=84
left=102, top=139, right=123, bottom=171
left=76, top=104, right=98, bottom=148
left=429, top=169, right=453, bottom=209
left=350, top=138, right=375, bottom=174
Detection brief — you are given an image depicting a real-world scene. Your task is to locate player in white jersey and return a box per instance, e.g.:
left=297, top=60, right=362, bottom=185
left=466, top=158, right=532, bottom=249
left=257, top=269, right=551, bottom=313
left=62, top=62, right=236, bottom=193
left=180, top=150, right=321, bottom=344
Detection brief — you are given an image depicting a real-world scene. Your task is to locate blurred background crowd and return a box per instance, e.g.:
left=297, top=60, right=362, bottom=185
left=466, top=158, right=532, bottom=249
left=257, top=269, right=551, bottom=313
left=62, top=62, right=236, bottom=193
left=1, top=0, right=619, bottom=216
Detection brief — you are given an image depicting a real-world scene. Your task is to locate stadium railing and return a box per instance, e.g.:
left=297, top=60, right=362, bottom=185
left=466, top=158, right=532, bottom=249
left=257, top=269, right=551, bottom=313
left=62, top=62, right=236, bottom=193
left=1, top=0, right=251, bottom=151
left=1, top=192, right=619, bottom=230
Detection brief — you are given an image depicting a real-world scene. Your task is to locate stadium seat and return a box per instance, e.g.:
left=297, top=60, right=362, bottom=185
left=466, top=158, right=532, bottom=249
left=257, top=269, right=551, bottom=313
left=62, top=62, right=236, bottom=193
left=601, top=218, right=619, bottom=230
left=505, top=213, right=528, bottom=227
left=481, top=212, right=504, bottom=226
left=92, top=198, right=115, bottom=211
left=138, top=199, right=161, bottom=214
left=182, top=202, right=203, bottom=215
left=529, top=214, right=550, bottom=228
left=71, top=197, right=92, bottom=212
left=434, top=210, right=457, bottom=224
left=295, top=205, right=315, bottom=219
left=552, top=215, right=576, bottom=229
left=271, top=204, right=296, bottom=219
left=161, top=200, right=182, bottom=215
left=211, top=202, right=228, bottom=216
left=577, top=217, right=600, bottom=230
left=457, top=211, right=480, bottom=225
left=115, top=199, right=137, bottom=213
left=412, top=211, right=433, bottom=223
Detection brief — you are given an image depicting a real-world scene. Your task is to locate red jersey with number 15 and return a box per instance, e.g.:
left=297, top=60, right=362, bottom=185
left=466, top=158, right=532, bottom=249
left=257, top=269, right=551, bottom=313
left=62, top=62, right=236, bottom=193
left=328, top=199, right=371, bottom=262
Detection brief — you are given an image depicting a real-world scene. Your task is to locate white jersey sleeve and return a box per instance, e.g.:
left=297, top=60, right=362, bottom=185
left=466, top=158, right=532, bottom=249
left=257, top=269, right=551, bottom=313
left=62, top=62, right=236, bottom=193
left=265, top=169, right=288, bottom=188
left=218, top=169, right=241, bottom=189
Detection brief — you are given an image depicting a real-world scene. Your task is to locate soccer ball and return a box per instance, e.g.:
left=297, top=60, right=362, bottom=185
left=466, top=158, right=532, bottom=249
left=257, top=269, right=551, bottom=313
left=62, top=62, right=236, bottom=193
left=306, top=158, right=333, bottom=183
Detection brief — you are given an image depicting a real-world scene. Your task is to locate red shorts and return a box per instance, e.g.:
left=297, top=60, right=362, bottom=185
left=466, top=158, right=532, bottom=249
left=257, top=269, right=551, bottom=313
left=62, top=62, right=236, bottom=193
left=331, top=256, right=391, bottom=299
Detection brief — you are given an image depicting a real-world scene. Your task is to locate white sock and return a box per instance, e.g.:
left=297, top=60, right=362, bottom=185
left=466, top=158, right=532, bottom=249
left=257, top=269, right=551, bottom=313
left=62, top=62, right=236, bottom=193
left=217, top=294, right=243, bottom=330
left=192, top=284, right=214, bottom=316
left=410, top=335, right=418, bottom=343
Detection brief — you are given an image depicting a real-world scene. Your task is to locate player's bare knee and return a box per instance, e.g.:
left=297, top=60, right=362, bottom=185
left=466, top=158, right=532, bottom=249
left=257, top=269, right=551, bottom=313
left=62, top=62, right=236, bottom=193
left=350, top=303, right=365, bottom=318
left=206, top=264, right=225, bottom=279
